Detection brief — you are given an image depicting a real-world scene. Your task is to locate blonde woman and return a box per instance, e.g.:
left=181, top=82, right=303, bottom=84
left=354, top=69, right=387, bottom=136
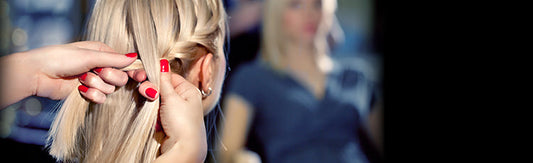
left=217, top=0, right=380, bottom=162
left=0, top=41, right=212, bottom=163
left=18, top=0, right=230, bottom=162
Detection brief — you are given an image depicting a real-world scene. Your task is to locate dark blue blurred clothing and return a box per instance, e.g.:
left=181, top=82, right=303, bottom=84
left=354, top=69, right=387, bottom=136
left=4, top=97, right=59, bottom=145
left=223, top=0, right=234, bottom=11
left=227, top=58, right=376, bottom=163
left=0, top=97, right=59, bottom=162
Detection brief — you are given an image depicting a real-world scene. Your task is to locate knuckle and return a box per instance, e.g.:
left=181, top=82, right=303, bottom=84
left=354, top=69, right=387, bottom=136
left=89, top=41, right=108, bottom=50
left=118, top=73, right=129, bottom=85
left=161, top=91, right=177, bottom=99
left=99, top=95, right=107, bottom=104
left=85, top=90, right=97, bottom=101
left=89, top=90, right=104, bottom=103
left=102, top=85, right=115, bottom=94
left=99, top=69, right=113, bottom=80
left=87, top=75, right=99, bottom=86
left=118, top=78, right=128, bottom=86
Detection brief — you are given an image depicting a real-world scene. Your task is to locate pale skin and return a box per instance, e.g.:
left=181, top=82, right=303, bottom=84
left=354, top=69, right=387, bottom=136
left=154, top=60, right=206, bottom=163
left=0, top=41, right=161, bottom=107
left=218, top=0, right=382, bottom=162
left=156, top=46, right=228, bottom=162
left=0, top=41, right=226, bottom=162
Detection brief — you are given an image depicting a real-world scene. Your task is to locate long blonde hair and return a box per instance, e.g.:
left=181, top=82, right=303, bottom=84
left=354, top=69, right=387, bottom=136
left=261, top=0, right=338, bottom=72
left=46, top=0, right=226, bottom=162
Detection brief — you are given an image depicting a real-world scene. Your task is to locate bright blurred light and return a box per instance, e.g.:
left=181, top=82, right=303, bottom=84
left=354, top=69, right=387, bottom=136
left=24, top=97, right=42, bottom=116
left=11, top=28, right=27, bottom=46
left=0, top=103, right=20, bottom=138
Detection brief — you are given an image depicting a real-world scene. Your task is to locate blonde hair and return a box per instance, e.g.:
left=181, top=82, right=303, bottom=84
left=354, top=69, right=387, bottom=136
left=46, top=0, right=226, bottom=162
left=261, top=0, right=338, bottom=71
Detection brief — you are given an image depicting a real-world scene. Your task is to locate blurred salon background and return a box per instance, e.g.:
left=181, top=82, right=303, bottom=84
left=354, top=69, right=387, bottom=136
left=0, top=0, right=384, bottom=162
left=213, top=0, right=383, bottom=163
left=1, top=0, right=90, bottom=162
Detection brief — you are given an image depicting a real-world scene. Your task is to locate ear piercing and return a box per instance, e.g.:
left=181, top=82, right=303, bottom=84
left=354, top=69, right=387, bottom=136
left=201, top=87, right=213, bottom=98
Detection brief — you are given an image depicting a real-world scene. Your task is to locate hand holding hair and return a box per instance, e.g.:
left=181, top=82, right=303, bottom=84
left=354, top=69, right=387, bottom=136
left=0, top=41, right=149, bottom=108
left=79, top=60, right=161, bottom=103
left=154, top=59, right=207, bottom=163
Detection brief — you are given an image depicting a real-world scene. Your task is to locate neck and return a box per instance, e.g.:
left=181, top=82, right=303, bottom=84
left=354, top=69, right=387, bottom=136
left=284, top=41, right=318, bottom=72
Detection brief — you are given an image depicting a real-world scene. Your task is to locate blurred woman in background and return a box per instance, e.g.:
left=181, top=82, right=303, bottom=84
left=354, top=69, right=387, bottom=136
left=217, top=0, right=381, bottom=162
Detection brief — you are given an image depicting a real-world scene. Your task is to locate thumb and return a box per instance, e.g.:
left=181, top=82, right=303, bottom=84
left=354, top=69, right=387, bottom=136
left=159, top=59, right=181, bottom=101
left=159, top=59, right=202, bottom=104
left=70, top=41, right=117, bottom=53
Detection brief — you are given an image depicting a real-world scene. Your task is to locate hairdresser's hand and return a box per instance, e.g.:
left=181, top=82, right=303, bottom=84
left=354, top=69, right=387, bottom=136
left=0, top=41, right=137, bottom=108
left=125, top=69, right=161, bottom=101
left=155, top=59, right=206, bottom=163
left=80, top=65, right=161, bottom=103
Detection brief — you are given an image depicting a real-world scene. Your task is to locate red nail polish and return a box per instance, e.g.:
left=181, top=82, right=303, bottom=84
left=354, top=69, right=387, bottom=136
left=80, top=73, right=87, bottom=80
left=125, top=52, right=137, bottom=58
left=146, top=88, right=157, bottom=99
left=160, top=59, right=169, bottom=72
left=94, top=68, right=103, bottom=73
left=78, top=85, right=89, bottom=93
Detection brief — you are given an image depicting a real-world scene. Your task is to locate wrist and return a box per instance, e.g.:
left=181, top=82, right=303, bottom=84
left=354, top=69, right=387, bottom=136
left=159, top=139, right=207, bottom=163
left=0, top=52, right=37, bottom=108
left=15, top=51, right=40, bottom=96
left=157, top=124, right=207, bottom=163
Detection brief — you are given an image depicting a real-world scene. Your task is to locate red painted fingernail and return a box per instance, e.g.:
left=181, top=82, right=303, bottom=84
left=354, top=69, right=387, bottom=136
left=78, top=85, right=88, bottom=93
left=125, top=52, right=137, bottom=58
left=94, top=68, right=103, bottom=73
left=160, top=59, right=169, bottom=72
left=146, top=88, right=157, bottom=99
left=80, top=73, right=87, bottom=80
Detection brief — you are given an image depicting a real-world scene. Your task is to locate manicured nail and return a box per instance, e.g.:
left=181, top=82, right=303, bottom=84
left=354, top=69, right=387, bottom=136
left=80, top=73, right=87, bottom=81
left=160, top=59, right=169, bottom=72
left=94, top=68, right=103, bottom=73
left=78, top=85, right=89, bottom=93
left=125, top=52, right=137, bottom=58
left=146, top=88, right=157, bottom=99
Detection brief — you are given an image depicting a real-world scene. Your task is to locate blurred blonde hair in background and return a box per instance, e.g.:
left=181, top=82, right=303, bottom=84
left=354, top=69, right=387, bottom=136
left=261, top=0, right=343, bottom=72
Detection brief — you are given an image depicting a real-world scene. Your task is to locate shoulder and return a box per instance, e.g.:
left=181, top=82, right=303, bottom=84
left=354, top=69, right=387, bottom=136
left=330, top=55, right=381, bottom=84
left=226, top=59, right=276, bottom=95
left=328, top=55, right=381, bottom=102
left=226, top=60, right=275, bottom=106
left=229, top=59, right=276, bottom=82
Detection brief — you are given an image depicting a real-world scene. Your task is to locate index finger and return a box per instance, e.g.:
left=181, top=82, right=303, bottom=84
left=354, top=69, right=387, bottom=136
left=77, top=49, right=138, bottom=70
left=69, top=41, right=116, bottom=53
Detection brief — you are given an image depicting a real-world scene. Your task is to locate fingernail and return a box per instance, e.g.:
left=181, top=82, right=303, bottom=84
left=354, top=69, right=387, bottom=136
left=78, top=85, right=89, bottom=93
left=146, top=88, right=157, bottom=99
left=160, top=59, right=169, bottom=72
left=94, top=68, right=103, bottom=73
left=80, top=73, right=87, bottom=80
left=125, top=52, right=137, bottom=58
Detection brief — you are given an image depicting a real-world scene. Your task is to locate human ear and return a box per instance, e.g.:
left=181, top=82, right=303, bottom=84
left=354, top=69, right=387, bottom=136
left=196, top=52, right=214, bottom=96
